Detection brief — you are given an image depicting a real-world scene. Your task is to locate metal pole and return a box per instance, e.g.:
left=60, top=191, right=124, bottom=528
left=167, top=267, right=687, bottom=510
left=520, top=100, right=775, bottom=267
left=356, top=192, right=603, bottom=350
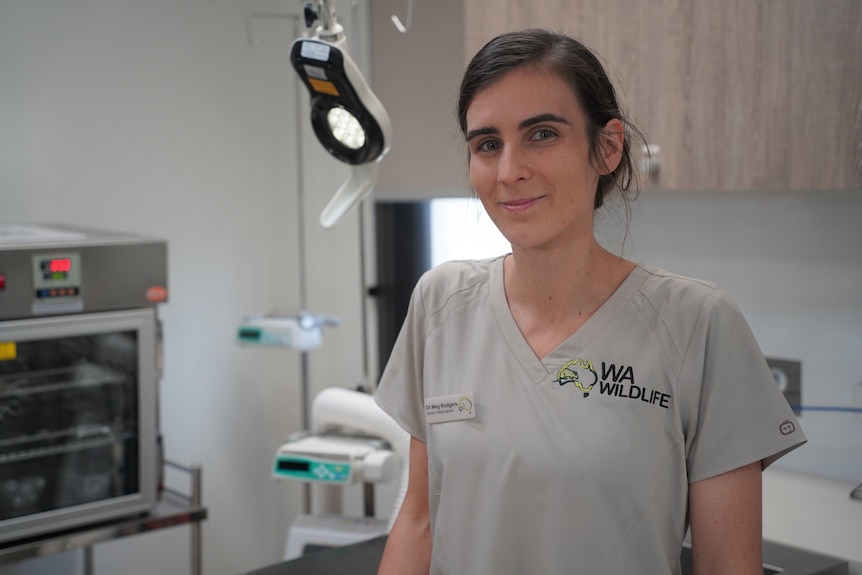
left=191, top=463, right=203, bottom=575
left=83, top=546, right=93, bottom=575
left=363, top=483, right=375, bottom=518
left=294, top=13, right=313, bottom=518
left=301, top=350, right=312, bottom=514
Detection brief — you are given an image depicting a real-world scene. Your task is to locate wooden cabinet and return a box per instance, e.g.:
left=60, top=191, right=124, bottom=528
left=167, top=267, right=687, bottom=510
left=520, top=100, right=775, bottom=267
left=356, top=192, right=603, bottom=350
left=464, top=0, right=862, bottom=191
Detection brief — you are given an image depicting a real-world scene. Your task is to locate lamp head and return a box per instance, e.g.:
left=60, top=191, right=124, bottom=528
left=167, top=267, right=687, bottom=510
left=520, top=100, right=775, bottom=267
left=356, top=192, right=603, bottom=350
left=290, top=25, right=392, bottom=228
left=291, top=39, right=390, bottom=165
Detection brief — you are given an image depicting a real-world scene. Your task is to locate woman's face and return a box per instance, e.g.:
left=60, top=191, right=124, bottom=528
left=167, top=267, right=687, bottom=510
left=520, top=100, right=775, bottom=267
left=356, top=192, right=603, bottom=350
left=465, top=66, right=612, bottom=252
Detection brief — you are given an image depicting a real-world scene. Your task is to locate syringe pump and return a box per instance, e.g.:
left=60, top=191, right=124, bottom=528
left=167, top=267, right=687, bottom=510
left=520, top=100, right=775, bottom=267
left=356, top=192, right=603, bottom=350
left=273, top=433, right=400, bottom=485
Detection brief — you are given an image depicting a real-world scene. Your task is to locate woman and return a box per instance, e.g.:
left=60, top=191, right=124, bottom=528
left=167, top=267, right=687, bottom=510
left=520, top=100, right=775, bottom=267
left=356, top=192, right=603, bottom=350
left=375, top=29, right=805, bottom=575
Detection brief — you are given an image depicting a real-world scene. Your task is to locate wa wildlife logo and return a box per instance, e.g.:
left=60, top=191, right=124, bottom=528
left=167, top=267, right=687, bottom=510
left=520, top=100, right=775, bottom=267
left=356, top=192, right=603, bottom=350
left=457, top=396, right=473, bottom=414
left=554, top=358, right=598, bottom=397
left=555, top=357, right=672, bottom=410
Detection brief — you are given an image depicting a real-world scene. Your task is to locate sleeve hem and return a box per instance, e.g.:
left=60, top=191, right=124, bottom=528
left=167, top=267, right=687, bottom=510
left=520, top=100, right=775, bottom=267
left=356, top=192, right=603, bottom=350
left=374, top=393, right=427, bottom=442
left=688, top=436, right=807, bottom=484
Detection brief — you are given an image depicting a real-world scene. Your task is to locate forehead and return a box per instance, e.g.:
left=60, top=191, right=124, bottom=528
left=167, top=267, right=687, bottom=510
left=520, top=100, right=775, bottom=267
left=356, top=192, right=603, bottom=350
left=465, top=67, right=583, bottom=128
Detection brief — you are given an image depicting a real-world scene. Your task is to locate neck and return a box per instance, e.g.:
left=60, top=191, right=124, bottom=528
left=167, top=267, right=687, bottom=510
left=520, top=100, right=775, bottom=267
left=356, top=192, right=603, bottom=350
left=504, top=240, right=633, bottom=319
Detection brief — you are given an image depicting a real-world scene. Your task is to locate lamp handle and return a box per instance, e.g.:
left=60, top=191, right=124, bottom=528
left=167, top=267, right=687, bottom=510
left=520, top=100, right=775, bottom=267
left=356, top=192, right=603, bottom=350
left=391, top=0, right=413, bottom=33
left=319, top=162, right=378, bottom=229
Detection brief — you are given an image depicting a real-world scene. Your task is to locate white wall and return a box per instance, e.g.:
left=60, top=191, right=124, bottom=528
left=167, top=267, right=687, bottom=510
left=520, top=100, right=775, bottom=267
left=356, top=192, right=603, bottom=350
left=0, top=1, right=375, bottom=574
left=370, top=0, right=467, bottom=199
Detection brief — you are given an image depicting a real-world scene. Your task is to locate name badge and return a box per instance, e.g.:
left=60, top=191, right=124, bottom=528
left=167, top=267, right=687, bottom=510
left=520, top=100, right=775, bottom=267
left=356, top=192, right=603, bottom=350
left=425, top=392, right=477, bottom=424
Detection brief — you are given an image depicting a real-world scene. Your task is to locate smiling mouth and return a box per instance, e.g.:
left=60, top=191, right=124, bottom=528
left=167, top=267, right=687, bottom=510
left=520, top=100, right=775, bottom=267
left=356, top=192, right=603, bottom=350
left=502, top=196, right=544, bottom=211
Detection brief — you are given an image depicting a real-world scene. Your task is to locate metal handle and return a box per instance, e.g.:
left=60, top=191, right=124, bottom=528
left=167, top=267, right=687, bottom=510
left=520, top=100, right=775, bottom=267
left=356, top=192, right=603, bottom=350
left=640, top=144, right=661, bottom=177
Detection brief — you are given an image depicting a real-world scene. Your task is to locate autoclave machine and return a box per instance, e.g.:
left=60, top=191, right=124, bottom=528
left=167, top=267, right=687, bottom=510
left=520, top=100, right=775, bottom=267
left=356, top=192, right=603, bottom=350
left=0, top=223, right=167, bottom=543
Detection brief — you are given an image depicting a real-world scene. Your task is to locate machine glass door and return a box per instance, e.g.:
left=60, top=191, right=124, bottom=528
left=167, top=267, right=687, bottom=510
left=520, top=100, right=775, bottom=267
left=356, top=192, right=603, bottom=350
left=0, top=308, right=157, bottom=542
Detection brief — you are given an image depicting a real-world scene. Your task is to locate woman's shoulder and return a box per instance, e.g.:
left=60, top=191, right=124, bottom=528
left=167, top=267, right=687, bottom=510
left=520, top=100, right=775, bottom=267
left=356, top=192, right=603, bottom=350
left=415, top=256, right=502, bottom=312
left=632, top=264, right=752, bottom=360
left=634, top=264, right=738, bottom=320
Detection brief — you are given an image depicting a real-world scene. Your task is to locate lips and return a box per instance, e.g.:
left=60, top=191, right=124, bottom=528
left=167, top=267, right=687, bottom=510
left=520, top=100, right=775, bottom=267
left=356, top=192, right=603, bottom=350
left=501, top=196, right=544, bottom=212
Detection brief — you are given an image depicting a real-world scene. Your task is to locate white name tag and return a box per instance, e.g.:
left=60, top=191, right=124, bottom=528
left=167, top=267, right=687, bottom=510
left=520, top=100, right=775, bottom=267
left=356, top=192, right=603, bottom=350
left=425, top=392, right=477, bottom=424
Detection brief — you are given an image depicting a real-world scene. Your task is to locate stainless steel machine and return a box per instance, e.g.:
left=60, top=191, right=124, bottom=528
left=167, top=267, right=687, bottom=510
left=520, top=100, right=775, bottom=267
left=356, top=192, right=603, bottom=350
left=0, top=223, right=167, bottom=543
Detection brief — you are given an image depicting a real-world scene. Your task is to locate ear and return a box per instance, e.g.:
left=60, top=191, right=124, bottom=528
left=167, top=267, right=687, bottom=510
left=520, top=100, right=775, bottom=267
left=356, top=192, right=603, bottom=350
left=595, top=118, right=624, bottom=175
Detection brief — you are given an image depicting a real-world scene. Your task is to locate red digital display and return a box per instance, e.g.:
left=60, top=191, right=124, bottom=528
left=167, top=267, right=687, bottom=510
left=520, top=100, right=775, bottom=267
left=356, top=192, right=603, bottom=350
left=49, top=258, right=72, bottom=273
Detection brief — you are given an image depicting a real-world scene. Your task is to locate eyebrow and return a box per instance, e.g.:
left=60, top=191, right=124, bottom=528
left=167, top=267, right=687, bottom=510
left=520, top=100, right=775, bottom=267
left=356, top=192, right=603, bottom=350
left=465, top=126, right=497, bottom=142
left=465, top=113, right=570, bottom=142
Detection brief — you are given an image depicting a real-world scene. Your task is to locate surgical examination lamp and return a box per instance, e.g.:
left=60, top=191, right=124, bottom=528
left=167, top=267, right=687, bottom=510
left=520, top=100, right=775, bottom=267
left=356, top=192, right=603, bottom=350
left=291, top=1, right=393, bottom=228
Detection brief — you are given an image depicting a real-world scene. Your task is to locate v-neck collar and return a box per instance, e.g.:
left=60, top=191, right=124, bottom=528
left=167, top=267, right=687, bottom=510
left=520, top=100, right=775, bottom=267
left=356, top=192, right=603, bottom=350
left=489, top=256, right=648, bottom=383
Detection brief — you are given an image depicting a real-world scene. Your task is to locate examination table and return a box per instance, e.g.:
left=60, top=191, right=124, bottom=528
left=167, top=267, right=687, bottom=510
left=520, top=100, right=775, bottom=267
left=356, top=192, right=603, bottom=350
left=244, top=535, right=850, bottom=575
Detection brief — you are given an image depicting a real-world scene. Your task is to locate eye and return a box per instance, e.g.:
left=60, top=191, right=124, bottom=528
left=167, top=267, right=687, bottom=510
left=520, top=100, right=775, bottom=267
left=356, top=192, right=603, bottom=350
left=475, top=138, right=501, bottom=153
left=529, top=128, right=557, bottom=142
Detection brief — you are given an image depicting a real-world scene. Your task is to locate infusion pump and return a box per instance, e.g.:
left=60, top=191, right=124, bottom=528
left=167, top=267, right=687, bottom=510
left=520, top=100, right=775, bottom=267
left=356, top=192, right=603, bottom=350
left=273, top=433, right=400, bottom=485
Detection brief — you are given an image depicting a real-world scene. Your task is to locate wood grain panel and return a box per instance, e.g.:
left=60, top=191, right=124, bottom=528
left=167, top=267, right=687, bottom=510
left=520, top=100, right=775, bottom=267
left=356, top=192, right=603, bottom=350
left=788, top=1, right=862, bottom=189
left=463, top=0, right=862, bottom=191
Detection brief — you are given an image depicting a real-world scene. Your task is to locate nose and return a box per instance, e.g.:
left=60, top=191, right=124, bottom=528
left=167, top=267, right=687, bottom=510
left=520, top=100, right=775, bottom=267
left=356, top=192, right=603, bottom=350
left=497, top=144, right=531, bottom=184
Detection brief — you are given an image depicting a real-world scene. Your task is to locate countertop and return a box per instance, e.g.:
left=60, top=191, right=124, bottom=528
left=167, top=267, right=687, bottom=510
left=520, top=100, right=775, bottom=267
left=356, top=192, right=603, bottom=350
left=244, top=535, right=850, bottom=575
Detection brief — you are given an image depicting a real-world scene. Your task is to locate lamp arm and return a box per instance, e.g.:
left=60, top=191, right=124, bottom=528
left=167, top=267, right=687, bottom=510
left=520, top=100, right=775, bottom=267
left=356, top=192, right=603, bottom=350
left=307, top=0, right=344, bottom=45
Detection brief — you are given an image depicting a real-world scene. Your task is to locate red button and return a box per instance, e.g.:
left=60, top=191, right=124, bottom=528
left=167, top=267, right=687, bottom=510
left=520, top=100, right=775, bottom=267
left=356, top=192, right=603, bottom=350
left=0, top=274, right=5, bottom=290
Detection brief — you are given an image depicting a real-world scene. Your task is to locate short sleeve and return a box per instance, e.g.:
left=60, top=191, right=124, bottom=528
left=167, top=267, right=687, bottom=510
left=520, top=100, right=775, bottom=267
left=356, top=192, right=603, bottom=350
left=374, top=275, right=429, bottom=442
left=680, top=289, right=806, bottom=483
